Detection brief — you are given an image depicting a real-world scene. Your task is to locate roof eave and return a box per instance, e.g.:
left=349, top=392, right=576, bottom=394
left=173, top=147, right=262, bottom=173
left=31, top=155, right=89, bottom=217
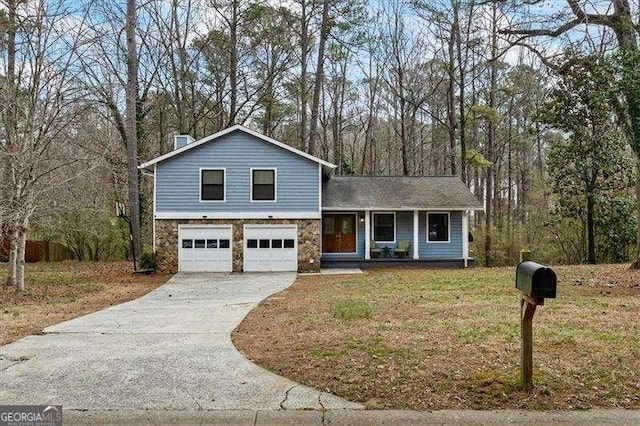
left=138, top=124, right=337, bottom=170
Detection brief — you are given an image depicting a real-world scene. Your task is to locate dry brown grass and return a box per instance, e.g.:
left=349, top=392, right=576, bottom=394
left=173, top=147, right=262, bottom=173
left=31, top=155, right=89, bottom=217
left=0, top=261, right=170, bottom=345
left=233, top=264, right=640, bottom=410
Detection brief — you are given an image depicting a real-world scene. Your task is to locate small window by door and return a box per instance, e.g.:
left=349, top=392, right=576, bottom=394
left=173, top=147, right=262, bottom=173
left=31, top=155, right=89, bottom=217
left=427, top=213, right=450, bottom=243
left=373, top=213, right=395, bottom=242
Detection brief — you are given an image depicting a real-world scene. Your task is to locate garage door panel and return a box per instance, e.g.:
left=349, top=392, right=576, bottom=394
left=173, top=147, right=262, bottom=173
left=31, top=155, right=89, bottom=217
left=244, top=226, right=297, bottom=272
left=179, top=226, right=232, bottom=272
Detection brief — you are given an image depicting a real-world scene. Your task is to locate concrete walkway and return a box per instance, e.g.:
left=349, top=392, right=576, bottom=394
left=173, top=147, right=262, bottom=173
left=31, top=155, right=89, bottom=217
left=0, top=273, right=362, bottom=412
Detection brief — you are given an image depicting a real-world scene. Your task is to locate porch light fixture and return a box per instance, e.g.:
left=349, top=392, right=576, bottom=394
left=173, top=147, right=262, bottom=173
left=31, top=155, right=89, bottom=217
left=359, top=215, right=365, bottom=223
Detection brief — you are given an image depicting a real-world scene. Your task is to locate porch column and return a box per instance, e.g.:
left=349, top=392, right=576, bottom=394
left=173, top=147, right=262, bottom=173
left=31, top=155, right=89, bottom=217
left=413, top=210, right=419, bottom=259
left=364, top=210, right=371, bottom=259
left=462, top=210, right=469, bottom=267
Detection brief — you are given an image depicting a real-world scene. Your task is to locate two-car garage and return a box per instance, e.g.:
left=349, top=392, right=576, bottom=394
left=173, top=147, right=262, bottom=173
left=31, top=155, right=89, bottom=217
left=178, top=224, right=298, bottom=272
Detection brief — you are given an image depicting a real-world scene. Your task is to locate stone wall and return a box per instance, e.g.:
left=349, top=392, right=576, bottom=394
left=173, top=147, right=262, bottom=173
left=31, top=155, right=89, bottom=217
left=155, top=219, right=321, bottom=273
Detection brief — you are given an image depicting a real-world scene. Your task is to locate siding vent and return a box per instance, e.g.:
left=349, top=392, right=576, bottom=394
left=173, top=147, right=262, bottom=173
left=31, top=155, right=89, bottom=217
left=174, top=134, right=195, bottom=150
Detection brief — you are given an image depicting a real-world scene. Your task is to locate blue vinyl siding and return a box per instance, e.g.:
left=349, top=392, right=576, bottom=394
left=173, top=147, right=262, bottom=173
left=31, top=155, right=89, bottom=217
left=156, top=131, right=319, bottom=213
left=419, top=211, right=463, bottom=259
left=321, top=212, right=365, bottom=259
left=392, top=211, right=413, bottom=255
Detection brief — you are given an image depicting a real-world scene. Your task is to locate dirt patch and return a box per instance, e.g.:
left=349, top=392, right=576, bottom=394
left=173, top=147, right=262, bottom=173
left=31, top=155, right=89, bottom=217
left=559, top=263, right=640, bottom=293
left=0, top=261, right=171, bottom=345
left=233, top=265, right=640, bottom=410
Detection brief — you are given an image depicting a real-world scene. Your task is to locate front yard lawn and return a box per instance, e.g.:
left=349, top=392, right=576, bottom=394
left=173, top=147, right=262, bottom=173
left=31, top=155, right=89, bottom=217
left=233, top=265, right=640, bottom=410
left=1, top=261, right=170, bottom=345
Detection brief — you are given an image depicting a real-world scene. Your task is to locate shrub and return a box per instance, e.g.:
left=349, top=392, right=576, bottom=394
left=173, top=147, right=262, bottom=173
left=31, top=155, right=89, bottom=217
left=139, top=250, right=161, bottom=272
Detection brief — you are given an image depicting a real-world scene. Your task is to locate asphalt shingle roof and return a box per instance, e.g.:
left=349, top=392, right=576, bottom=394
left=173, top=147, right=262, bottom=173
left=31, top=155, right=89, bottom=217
left=322, top=176, right=483, bottom=210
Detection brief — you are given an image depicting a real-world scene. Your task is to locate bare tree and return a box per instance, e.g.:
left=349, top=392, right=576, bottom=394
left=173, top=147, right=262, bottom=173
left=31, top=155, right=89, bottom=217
left=1, top=0, right=96, bottom=290
left=307, top=0, right=331, bottom=155
left=293, top=0, right=316, bottom=151
left=125, top=0, right=141, bottom=262
left=484, top=3, right=499, bottom=267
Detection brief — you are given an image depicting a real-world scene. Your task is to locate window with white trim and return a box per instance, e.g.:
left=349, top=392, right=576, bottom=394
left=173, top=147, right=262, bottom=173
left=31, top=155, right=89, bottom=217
left=373, top=213, right=395, bottom=242
left=201, top=169, right=224, bottom=201
left=252, top=169, right=276, bottom=201
left=427, top=213, right=450, bottom=242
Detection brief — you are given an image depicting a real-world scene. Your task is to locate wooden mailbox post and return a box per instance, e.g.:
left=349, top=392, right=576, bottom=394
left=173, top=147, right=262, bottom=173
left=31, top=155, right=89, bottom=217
left=516, top=250, right=557, bottom=391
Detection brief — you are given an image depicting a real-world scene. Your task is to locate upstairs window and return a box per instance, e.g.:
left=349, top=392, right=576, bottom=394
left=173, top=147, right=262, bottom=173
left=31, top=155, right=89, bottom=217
left=252, top=169, right=276, bottom=201
left=373, top=213, right=395, bottom=242
left=201, top=169, right=225, bottom=201
left=427, top=213, right=450, bottom=242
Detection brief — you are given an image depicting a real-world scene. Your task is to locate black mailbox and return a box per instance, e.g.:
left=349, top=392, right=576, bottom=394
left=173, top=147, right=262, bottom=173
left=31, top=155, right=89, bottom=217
left=516, top=261, right=557, bottom=298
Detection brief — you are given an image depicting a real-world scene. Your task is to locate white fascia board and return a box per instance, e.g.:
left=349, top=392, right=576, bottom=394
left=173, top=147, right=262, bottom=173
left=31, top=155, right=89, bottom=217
left=139, top=125, right=337, bottom=170
left=155, top=211, right=321, bottom=220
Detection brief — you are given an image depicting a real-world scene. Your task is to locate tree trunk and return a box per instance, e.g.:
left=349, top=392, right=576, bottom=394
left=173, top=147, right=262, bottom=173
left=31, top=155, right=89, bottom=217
left=228, top=0, right=239, bottom=125
left=586, top=192, right=596, bottom=264
left=16, top=224, right=26, bottom=292
left=307, top=0, right=330, bottom=156
left=299, top=0, right=309, bottom=151
left=125, top=0, right=141, bottom=264
left=447, top=26, right=457, bottom=176
left=484, top=4, right=498, bottom=267
left=453, top=0, right=467, bottom=183
left=5, top=225, right=17, bottom=288
left=2, top=0, right=17, bottom=269
left=399, top=71, right=409, bottom=176
left=507, top=98, right=514, bottom=260
left=633, top=160, right=640, bottom=268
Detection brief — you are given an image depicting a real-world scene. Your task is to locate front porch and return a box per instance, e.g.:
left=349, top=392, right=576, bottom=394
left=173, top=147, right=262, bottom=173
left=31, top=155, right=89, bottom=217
left=321, top=257, right=474, bottom=269
left=320, top=209, right=472, bottom=268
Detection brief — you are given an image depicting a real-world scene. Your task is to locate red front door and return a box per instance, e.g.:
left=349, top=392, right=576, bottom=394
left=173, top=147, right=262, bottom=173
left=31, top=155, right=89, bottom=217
left=322, top=214, right=356, bottom=253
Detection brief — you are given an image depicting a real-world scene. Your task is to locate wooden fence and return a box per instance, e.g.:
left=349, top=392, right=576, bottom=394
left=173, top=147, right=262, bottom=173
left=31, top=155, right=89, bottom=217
left=0, top=240, right=74, bottom=262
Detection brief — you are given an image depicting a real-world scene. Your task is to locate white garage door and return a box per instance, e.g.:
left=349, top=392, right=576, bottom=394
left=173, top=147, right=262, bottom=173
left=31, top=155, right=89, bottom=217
left=244, top=225, right=298, bottom=272
left=179, top=226, right=232, bottom=272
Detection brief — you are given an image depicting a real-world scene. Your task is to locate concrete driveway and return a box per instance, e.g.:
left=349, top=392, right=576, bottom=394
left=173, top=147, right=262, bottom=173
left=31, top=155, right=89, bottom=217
left=0, top=273, right=362, bottom=412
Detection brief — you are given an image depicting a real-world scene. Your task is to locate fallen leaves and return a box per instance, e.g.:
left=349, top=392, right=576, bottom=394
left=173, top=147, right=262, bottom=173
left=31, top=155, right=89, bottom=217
left=0, top=261, right=170, bottom=345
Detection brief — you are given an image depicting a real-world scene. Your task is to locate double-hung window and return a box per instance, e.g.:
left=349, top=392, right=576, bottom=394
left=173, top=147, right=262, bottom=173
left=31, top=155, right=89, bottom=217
left=252, top=169, right=276, bottom=201
left=373, top=213, right=395, bottom=242
left=427, top=213, right=450, bottom=242
left=201, top=169, right=225, bottom=201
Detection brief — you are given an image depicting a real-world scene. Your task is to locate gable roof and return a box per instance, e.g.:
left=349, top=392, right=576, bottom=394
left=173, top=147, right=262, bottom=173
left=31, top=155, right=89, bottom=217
left=322, top=176, right=483, bottom=210
left=138, top=125, right=337, bottom=170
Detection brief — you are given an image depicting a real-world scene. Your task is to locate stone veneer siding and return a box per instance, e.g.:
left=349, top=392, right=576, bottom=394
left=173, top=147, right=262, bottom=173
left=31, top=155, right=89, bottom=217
left=155, top=219, right=321, bottom=273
